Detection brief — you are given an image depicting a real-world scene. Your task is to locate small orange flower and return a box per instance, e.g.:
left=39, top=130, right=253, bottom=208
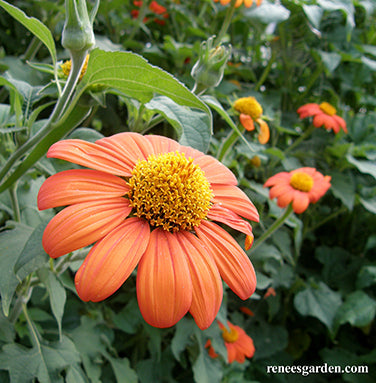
left=297, top=102, right=347, bottom=134
left=233, top=97, right=270, bottom=144
left=263, top=287, right=276, bottom=298
left=264, top=167, right=331, bottom=214
left=38, top=133, right=259, bottom=330
left=132, top=0, right=169, bottom=25
left=214, top=0, right=263, bottom=8
left=60, top=54, right=90, bottom=81
left=206, top=321, right=255, bottom=363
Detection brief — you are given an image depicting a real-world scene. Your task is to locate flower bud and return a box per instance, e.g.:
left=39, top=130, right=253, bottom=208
left=191, top=36, right=231, bottom=90
left=62, top=0, right=95, bottom=52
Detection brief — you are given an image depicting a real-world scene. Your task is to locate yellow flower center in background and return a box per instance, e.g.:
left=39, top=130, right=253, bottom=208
left=222, top=326, right=239, bottom=343
left=128, top=152, right=213, bottom=232
left=60, top=54, right=90, bottom=80
left=319, top=102, right=337, bottom=116
left=290, top=172, right=314, bottom=192
left=234, top=97, right=263, bottom=119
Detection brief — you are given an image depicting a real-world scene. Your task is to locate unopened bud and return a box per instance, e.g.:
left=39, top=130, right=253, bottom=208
left=191, top=36, right=231, bottom=89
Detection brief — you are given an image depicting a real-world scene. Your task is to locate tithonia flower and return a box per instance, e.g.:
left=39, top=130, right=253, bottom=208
left=131, top=0, right=169, bottom=25
left=233, top=97, right=270, bottom=144
left=263, top=287, right=276, bottom=298
left=38, top=133, right=259, bottom=330
left=264, top=167, right=331, bottom=214
left=60, top=54, right=90, bottom=81
left=205, top=321, right=255, bottom=363
left=214, top=0, right=262, bottom=8
left=297, top=102, right=347, bottom=134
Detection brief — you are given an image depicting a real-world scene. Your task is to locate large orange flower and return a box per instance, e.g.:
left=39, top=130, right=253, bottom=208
left=297, top=102, right=347, bottom=134
left=233, top=96, right=270, bottom=144
left=205, top=321, right=255, bottom=363
left=264, top=167, right=331, bottom=214
left=214, top=0, right=262, bottom=8
left=38, top=133, right=259, bottom=330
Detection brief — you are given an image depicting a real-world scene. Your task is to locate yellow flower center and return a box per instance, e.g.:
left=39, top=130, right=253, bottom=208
left=234, top=97, right=263, bottom=119
left=222, top=326, right=239, bottom=343
left=319, top=102, right=337, bottom=116
left=60, top=54, right=90, bottom=80
left=290, top=172, right=314, bottom=192
left=128, top=151, right=213, bottom=232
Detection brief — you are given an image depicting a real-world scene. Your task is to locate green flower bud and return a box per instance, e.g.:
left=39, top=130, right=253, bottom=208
left=62, top=0, right=96, bottom=52
left=191, top=36, right=232, bottom=90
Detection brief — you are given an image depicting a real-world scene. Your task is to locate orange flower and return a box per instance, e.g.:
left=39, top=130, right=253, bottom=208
left=263, top=287, right=276, bottom=298
left=132, top=0, right=169, bottom=25
left=297, top=102, right=347, bottom=134
left=38, top=133, right=259, bottom=330
left=214, top=0, right=262, bottom=8
left=264, top=167, right=331, bottom=214
left=233, top=97, right=270, bottom=144
left=206, top=321, right=255, bottom=363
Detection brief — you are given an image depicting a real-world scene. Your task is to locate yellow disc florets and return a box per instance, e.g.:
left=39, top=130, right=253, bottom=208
left=290, top=172, right=314, bottom=192
left=60, top=54, right=90, bottom=81
left=222, top=326, right=239, bottom=343
left=319, top=102, right=337, bottom=116
left=234, top=97, right=263, bottom=119
left=127, top=151, right=213, bottom=232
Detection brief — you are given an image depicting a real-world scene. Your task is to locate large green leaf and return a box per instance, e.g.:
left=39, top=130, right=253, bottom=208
left=144, top=95, right=211, bottom=152
left=0, top=223, right=33, bottom=316
left=346, top=154, right=376, bottom=179
left=329, top=171, right=355, bottom=210
left=0, top=0, right=56, bottom=65
left=78, top=48, right=211, bottom=117
left=294, top=281, right=342, bottom=335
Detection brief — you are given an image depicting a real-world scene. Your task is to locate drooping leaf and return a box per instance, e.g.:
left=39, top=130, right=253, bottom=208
left=144, top=95, right=212, bottom=152
left=0, top=0, right=56, bottom=65
left=0, top=222, right=33, bottom=316
left=346, top=154, right=376, bottom=179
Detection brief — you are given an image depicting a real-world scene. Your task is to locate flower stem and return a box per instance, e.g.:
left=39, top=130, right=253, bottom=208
left=9, top=182, right=21, bottom=222
left=285, top=125, right=316, bottom=155
left=217, top=125, right=245, bottom=162
left=214, top=0, right=237, bottom=46
left=251, top=204, right=294, bottom=252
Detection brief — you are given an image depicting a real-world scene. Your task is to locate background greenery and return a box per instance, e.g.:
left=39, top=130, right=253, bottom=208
left=0, top=0, right=375, bottom=382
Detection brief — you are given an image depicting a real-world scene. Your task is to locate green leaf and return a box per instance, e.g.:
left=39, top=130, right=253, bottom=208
left=37, top=268, right=66, bottom=340
left=329, top=171, right=355, bottom=210
left=0, top=309, right=15, bottom=343
left=303, top=5, right=323, bottom=29
left=171, top=317, right=196, bottom=361
left=318, top=50, right=342, bottom=73
left=361, top=56, right=376, bottom=71
left=0, top=223, right=33, bottom=316
left=334, top=291, right=376, bottom=331
left=294, top=281, right=342, bottom=335
left=66, top=365, right=89, bottom=383
left=78, top=48, right=210, bottom=116
left=245, top=1, right=290, bottom=24
left=0, top=0, right=56, bottom=65
left=144, top=95, right=211, bottom=152
left=0, top=336, right=81, bottom=383
left=103, top=352, right=138, bottom=383
left=356, top=266, right=376, bottom=289
left=14, top=219, right=49, bottom=279
left=359, top=197, right=376, bottom=214
left=346, top=154, right=376, bottom=179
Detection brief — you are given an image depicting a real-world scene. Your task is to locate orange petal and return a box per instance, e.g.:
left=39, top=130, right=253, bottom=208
left=291, top=191, right=310, bottom=213
left=75, top=218, right=150, bottom=302
left=332, top=115, right=347, bottom=133
left=145, top=134, right=180, bottom=155
left=257, top=119, right=270, bottom=144
left=207, top=204, right=254, bottom=236
left=175, top=231, right=223, bottom=330
left=239, top=114, right=255, bottom=131
left=297, top=103, right=321, bottom=119
left=42, top=198, right=132, bottom=258
left=212, top=184, right=259, bottom=222
left=37, top=169, right=129, bottom=210
left=226, top=343, right=237, bottom=363
left=243, top=0, right=254, bottom=7
left=97, top=132, right=154, bottom=167
left=47, top=139, right=133, bottom=176
left=136, top=228, right=193, bottom=328
left=194, top=155, right=237, bottom=186
left=195, top=221, right=256, bottom=300
left=264, top=172, right=290, bottom=188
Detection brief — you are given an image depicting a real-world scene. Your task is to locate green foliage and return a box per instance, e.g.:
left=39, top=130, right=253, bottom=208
left=0, top=0, right=375, bottom=382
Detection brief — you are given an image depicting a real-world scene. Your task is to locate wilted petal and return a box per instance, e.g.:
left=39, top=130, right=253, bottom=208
left=239, top=114, right=255, bottom=131
left=195, top=221, right=256, bottom=300
left=47, top=139, right=133, bottom=176
left=212, top=184, right=259, bottom=222
left=75, top=218, right=150, bottom=302
left=175, top=231, right=223, bottom=330
left=38, top=169, right=129, bottom=210
left=207, top=204, right=254, bottom=236
left=137, top=228, right=193, bottom=328
left=42, top=198, right=132, bottom=258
